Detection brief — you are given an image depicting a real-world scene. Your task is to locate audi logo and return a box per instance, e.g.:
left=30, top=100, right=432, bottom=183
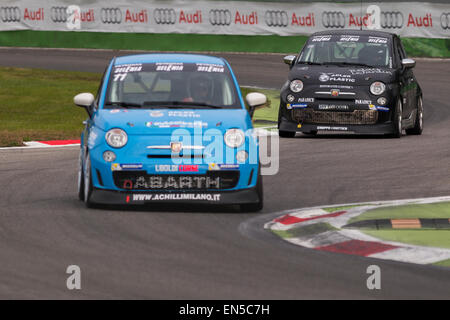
left=322, top=11, right=345, bottom=28
left=51, top=6, right=67, bottom=23
left=441, top=13, right=450, bottom=30
left=209, top=9, right=231, bottom=26
left=0, top=6, right=21, bottom=23
left=380, top=11, right=403, bottom=29
left=154, top=8, right=176, bottom=25
left=101, top=8, right=122, bottom=24
left=265, top=10, right=288, bottom=27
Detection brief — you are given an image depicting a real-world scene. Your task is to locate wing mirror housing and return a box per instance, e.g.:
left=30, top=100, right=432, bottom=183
left=283, top=55, right=297, bottom=67
left=245, top=92, right=267, bottom=118
left=74, top=92, right=95, bottom=117
left=402, top=58, right=416, bottom=69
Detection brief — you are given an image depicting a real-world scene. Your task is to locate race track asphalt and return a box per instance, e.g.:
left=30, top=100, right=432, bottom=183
left=0, top=48, right=449, bottom=299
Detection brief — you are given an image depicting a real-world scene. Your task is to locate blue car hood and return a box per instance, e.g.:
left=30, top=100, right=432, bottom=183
left=94, top=108, right=251, bottom=134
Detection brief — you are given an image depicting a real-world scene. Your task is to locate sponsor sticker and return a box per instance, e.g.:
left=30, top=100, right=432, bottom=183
left=155, top=63, right=184, bottom=72
left=111, top=163, right=143, bottom=171
left=155, top=164, right=199, bottom=172
left=298, top=97, right=314, bottom=103
left=146, top=121, right=208, bottom=128
left=288, top=103, right=308, bottom=109
left=319, top=73, right=355, bottom=83
left=129, top=193, right=221, bottom=202
left=196, top=63, right=225, bottom=73
left=356, top=99, right=373, bottom=105
left=168, top=111, right=201, bottom=118
left=318, top=104, right=349, bottom=110
left=208, top=163, right=239, bottom=171
left=376, top=106, right=389, bottom=112
left=311, top=35, right=332, bottom=42
left=150, top=111, right=164, bottom=117
left=317, top=126, right=348, bottom=131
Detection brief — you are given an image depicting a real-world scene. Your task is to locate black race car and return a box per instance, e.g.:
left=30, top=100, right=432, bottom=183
left=278, top=30, right=423, bottom=138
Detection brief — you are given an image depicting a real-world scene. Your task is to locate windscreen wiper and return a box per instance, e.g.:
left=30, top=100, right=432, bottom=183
left=104, top=101, right=142, bottom=108
left=143, top=101, right=222, bottom=109
left=322, top=62, right=374, bottom=68
left=297, top=61, right=323, bottom=65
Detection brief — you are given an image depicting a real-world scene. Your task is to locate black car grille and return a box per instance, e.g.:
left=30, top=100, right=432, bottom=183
left=292, top=109, right=378, bottom=125
left=113, top=171, right=240, bottom=190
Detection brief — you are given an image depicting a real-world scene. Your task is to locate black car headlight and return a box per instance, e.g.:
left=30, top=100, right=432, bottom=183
left=290, top=80, right=304, bottom=93
left=370, top=81, right=386, bottom=96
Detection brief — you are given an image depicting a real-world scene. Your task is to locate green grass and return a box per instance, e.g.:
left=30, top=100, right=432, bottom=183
left=271, top=222, right=338, bottom=239
left=0, top=67, right=280, bottom=146
left=434, top=259, right=450, bottom=267
left=0, top=31, right=449, bottom=57
left=322, top=204, right=371, bottom=213
left=0, top=30, right=307, bottom=54
left=349, top=202, right=450, bottom=224
left=349, top=202, right=450, bottom=253
left=241, top=87, right=279, bottom=127
left=0, top=67, right=100, bottom=146
left=364, top=229, right=450, bottom=250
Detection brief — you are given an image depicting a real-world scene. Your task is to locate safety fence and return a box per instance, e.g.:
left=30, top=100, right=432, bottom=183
left=0, top=0, right=449, bottom=38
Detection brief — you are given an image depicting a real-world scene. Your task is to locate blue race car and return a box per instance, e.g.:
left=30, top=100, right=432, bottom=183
left=74, top=54, right=266, bottom=211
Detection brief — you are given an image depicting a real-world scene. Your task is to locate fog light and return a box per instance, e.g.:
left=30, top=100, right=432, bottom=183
left=377, top=97, right=387, bottom=106
left=236, top=150, right=248, bottom=163
left=103, top=151, right=116, bottom=162
left=287, top=94, right=295, bottom=103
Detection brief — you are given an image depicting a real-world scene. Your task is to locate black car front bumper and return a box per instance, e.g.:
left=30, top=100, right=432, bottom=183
left=279, top=116, right=396, bottom=134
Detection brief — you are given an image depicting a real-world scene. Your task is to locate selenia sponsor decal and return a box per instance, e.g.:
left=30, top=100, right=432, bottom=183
left=208, top=163, right=239, bottom=170
left=129, top=193, right=221, bottom=202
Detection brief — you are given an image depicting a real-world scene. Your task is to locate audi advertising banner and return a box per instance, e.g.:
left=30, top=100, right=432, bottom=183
left=0, top=0, right=449, bottom=38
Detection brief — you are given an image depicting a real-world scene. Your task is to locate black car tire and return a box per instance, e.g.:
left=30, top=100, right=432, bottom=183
left=77, top=150, right=85, bottom=201
left=391, top=98, right=403, bottom=138
left=240, top=174, right=263, bottom=212
left=279, top=130, right=296, bottom=138
left=83, top=152, right=94, bottom=208
left=405, top=96, right=423, bottom=135
left=302, top=130, right=318, bottom=136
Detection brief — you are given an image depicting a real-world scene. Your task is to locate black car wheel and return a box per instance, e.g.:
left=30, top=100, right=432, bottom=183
left=391, top=98, right=403, bottom=138
left=278, top=107, right=296, bottom=138
left=405, top=96, right=423, bottom=135
left=240, top=174, right=263, bottom=212
left=279, top=130, right=296, bottom=138
left=302, top=130, right=318, bottom=136
left=77, top=149, right=85, bottom=201
left=83, top=152, right=94, bottom=208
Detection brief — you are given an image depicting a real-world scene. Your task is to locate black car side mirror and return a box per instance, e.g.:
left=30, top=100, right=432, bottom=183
left=283, top=55, right=297, bottom=67
left=402, top=58, right=416, bottom=69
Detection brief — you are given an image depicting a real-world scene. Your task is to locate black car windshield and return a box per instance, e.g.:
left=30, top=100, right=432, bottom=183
left=298, top=34, right=392, bottom=68
left=104, top=62, right=241, bottom=109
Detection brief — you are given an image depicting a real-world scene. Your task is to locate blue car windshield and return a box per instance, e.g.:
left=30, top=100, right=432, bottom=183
left=104, top=62, right=241, bottom=109
left=298, top=35, right=393, bottom=68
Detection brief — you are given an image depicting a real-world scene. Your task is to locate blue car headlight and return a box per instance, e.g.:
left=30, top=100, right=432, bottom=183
left=224, top=129, right=245, bottom=148
left=105, top=128, right=128, bottom=148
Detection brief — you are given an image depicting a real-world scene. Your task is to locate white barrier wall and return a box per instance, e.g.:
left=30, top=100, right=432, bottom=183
left=0, top=0, right=449, bottom=38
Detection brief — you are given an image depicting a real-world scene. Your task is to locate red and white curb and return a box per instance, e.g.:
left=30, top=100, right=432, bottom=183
left=23, top=140, right=81, bottom=148
left=0, top=140, right=80, bottom=150
left=265, top=196, right=450, bottom=265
